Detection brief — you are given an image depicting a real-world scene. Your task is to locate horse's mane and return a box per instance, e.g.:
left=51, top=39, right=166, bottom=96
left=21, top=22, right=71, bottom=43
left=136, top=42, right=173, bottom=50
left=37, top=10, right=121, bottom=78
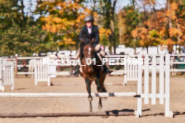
left=80, top=39, right=94, bottom=48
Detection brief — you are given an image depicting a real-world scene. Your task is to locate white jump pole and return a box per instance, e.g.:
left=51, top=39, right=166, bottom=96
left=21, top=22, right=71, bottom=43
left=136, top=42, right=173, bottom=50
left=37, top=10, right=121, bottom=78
left=0, top=92, right=137, bottom=98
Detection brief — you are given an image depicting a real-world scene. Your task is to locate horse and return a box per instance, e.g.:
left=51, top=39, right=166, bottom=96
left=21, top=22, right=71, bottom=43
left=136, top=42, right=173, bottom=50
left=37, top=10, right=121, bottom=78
left=79, top=40, right=107, bottom=112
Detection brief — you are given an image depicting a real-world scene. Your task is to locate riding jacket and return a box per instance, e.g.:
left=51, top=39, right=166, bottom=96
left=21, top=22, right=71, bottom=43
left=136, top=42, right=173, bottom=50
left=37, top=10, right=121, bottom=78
left=79, top=25, right=100, bottom=45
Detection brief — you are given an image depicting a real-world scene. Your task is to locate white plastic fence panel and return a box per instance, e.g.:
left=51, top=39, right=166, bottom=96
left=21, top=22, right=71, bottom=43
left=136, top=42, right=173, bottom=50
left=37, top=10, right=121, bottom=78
left=138, top=54, right=173, bottom=117
left=124, top=55, right=138, bottom=85
left=34, top=59, right=50, bottom=86
left=0, top=58, right=14, bottom=91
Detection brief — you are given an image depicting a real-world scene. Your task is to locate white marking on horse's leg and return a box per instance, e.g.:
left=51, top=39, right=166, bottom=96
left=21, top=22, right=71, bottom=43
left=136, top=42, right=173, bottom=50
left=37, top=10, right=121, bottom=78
left=88, top=47, right=91, bottom=55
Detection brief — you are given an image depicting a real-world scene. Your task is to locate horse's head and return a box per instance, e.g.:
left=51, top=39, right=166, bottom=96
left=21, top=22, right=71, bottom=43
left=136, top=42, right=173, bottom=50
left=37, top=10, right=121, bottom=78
left=83, top=41, right=95, bottom=59
left=80, top=39, right=95, bottom=66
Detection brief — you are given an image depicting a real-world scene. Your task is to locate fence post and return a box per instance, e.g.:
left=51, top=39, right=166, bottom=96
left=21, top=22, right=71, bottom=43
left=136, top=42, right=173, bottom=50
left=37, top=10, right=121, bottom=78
left=34, top=60, right=37, bottom=86
left=0, top=58, right=4, bottom=91
left=15, top=54, right=18, bottom=78
left=144, top=54, right=149, bottom=104
left=151, top=55, right=156, bottom=105
left=165, top=54, right=173, bottom=117
left=123, top=55, right=127, bottom=85
left=136, top=54, right=142, bottom=117
left=11, top=61, right=14, bottom=90
left=159, top=55, right=164, bottom=104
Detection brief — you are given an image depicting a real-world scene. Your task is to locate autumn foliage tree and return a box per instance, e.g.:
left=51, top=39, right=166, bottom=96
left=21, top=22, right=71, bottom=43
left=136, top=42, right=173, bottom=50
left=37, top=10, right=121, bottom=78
left=1, top=0, right=185, bottom=56
left=36, top=0, right=98, bottom=49
left=118, top=0, right=185, bottom=52
left=118, top=5, right=140, bottom=48
left=0, top=0, right=51, bottom=56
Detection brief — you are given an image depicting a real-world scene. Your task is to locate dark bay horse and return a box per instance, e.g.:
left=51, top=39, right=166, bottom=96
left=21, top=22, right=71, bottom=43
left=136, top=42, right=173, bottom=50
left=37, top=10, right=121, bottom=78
left=79, top=40, right=107, bottom=111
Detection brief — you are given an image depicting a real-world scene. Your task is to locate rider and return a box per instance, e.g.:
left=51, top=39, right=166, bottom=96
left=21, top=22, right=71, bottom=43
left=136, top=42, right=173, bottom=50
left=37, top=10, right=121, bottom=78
left=75, top=15, right=111, bottom=73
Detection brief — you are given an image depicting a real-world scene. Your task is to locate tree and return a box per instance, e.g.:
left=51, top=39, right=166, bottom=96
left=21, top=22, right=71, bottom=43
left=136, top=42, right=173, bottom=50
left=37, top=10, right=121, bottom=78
left=85, top=0, right=118, bottom=53
left=118, top=5, right=140, bottom=49
left=36, top=0, right=94, bottom=50
left=120, top=0, right=185, bottom=53
left=0, top=0, right=53, bottom=56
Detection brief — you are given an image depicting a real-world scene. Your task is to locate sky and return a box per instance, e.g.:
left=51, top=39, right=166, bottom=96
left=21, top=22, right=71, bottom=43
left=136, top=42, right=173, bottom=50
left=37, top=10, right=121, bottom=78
left=24, top=0, right=167, bottom=19
left=115, top=0, right=166, bottom=12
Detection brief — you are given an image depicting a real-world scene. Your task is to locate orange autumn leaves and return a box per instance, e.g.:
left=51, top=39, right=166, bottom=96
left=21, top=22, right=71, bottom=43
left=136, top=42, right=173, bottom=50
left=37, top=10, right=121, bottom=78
left=131, top=2, right=185, bottom=48
left=99, top=28, right=112, bottom=43
left=40, top=0, right=96, bottom=46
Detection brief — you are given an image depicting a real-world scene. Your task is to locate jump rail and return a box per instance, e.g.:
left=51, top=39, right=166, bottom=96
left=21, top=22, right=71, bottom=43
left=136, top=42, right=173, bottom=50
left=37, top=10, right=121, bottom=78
left=0, top=112, right=135, bottom=117
left=0, top=92, right=138, bottom=98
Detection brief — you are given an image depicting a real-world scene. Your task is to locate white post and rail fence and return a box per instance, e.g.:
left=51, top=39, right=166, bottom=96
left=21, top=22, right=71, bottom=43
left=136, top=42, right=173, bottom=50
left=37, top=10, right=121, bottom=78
left=1, top=54, right=172, bottom=117
left=1, top=54, right=185, bottom=117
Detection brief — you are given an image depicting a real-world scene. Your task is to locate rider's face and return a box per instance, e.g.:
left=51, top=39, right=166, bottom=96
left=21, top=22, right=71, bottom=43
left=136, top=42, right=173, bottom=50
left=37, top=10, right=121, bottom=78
left=86, top=22, right=92, bottom=28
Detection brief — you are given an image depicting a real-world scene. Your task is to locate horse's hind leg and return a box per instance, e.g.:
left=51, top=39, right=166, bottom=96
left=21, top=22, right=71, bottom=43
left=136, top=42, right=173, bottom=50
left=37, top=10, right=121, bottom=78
left=98, top=97, right=102, bottom=109
left=85, top=78, right=93, bottom=112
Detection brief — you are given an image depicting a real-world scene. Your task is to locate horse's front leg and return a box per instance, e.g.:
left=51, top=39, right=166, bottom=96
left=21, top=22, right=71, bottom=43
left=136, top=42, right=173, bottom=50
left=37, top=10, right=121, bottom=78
left=95, top=79, right=102, bottom=109
left=85, top=78, right=93, bottom=112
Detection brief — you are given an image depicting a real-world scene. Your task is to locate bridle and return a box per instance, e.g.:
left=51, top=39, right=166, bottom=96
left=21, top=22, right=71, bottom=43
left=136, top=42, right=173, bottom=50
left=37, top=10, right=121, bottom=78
left=83, top=46, right=95, bottom=67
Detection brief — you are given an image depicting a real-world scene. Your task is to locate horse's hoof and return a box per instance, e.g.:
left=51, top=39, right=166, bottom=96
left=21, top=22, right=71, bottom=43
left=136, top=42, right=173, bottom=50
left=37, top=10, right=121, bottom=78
left=50, top=82, right=53, bottom=86
left=98, top=104, right=102, bottom=109
left=88, top=97, right=93, bottom=101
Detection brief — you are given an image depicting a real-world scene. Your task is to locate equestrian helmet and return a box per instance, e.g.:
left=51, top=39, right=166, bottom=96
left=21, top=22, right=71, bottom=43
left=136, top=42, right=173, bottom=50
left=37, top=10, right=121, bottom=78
left=84, top=15, right=94, bottom=22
